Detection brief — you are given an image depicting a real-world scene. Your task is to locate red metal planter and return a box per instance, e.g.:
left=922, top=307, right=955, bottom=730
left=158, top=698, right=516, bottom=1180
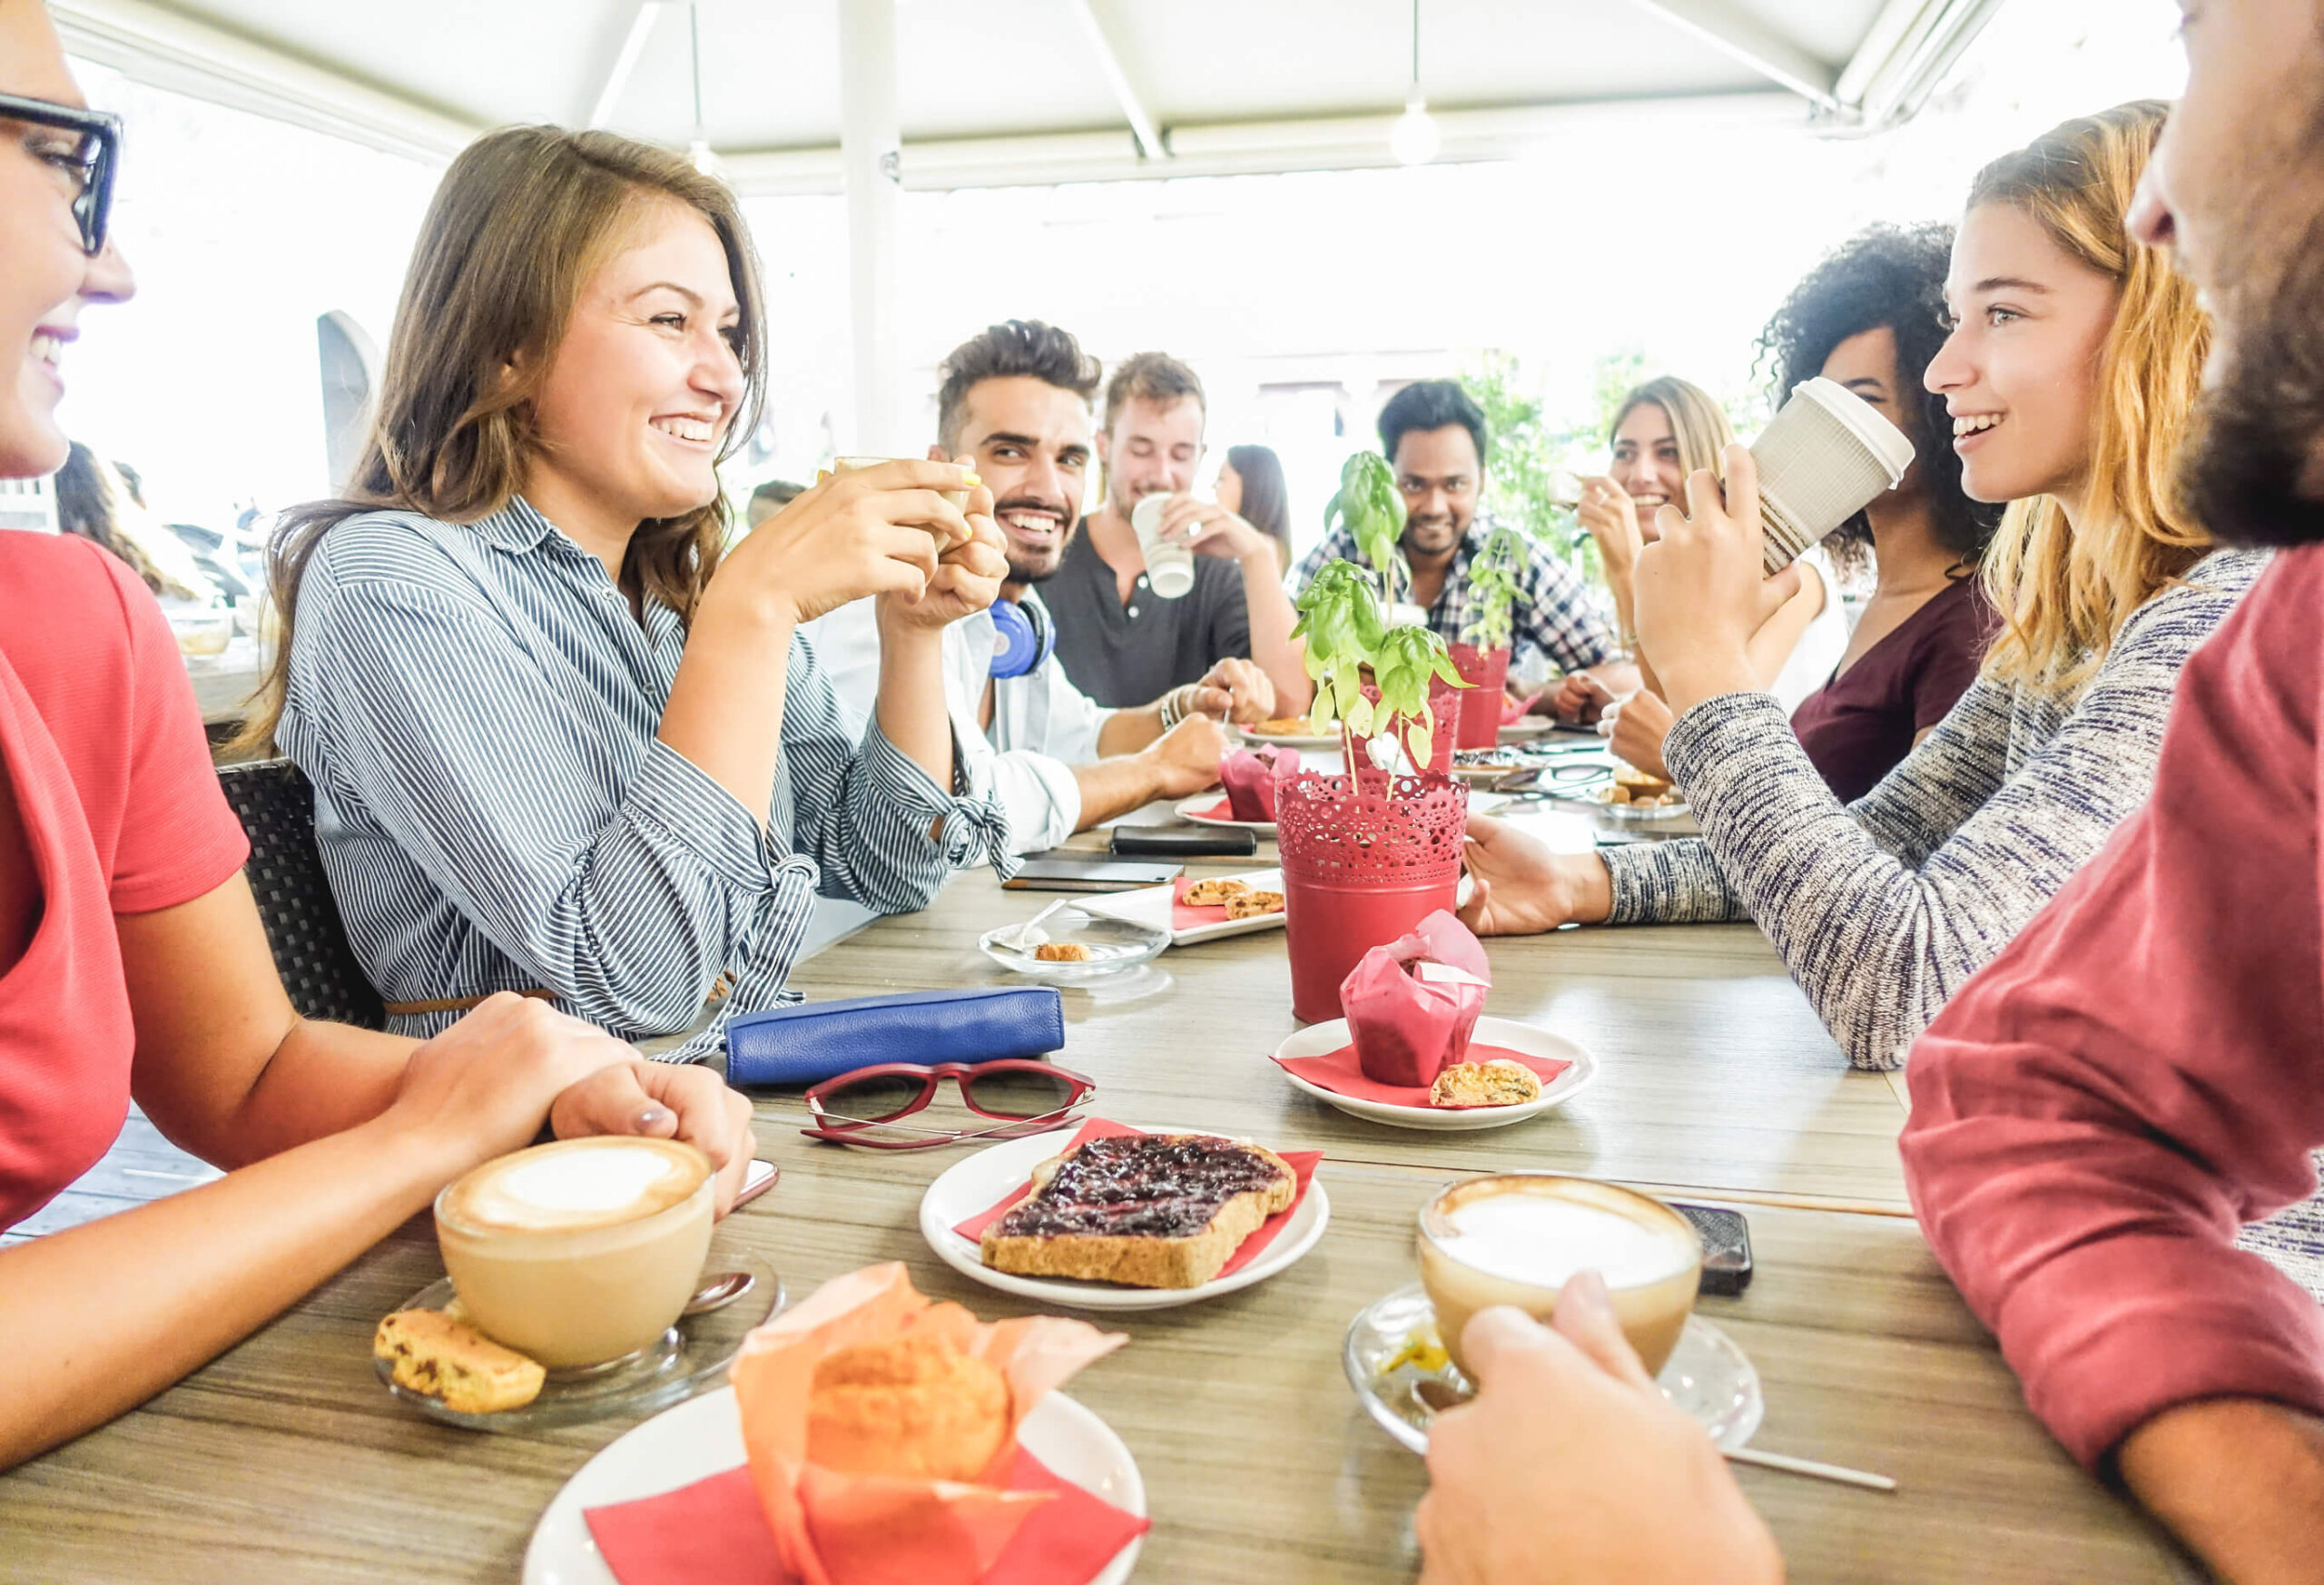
left=1449, top=644, right=1512, bottom=750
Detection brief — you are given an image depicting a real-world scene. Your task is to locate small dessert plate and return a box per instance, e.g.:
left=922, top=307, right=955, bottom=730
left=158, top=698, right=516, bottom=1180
left=1498, top=719, right=1557, bottom=743
left=1079, top=867, right=1286, bottom=946
left=979, top=909, right=1171, bottom=981
left=1592, top=784, right=1692, bottom=822
left=1271, top=1016, right=1598, bottom=1131
left=1173, top=794, right=1276, bottom=840
left=1236, top=724, right=1343, bottom=751
left=374, top=1250, right=782, bottom=1432
left=918, top=1125, right=1330, bottom=1313
left=1344, top=1284, right=1764, bottom=1455
left=521, top=1384, right=1144, bottom=1585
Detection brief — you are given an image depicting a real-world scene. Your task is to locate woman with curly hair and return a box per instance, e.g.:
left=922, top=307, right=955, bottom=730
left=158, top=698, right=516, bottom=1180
left=1768, top=224, right=2005, bottom=800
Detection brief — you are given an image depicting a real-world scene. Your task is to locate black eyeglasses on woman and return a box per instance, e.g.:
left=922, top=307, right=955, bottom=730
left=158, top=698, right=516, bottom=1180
left=1, top=92, right=120, bottom=255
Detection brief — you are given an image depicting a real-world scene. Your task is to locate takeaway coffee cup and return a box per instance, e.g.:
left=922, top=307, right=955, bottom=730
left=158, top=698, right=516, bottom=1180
left=1417, top=1173, right=1703, bottom=1379
left=434, top=1136, right=715, bottom=1371
left=1748, top=377, right=1916, bottom=576
left=1129, top=493, right=1198, bottom=599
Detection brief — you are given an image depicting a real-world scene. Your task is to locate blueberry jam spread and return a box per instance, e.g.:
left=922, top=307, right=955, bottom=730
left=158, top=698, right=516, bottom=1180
left=995, top=1135, right=1287, bottom=1239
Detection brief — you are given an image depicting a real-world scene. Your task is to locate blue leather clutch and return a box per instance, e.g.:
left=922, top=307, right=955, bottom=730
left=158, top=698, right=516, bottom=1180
left=724, top=986, right=1067, bottom=1087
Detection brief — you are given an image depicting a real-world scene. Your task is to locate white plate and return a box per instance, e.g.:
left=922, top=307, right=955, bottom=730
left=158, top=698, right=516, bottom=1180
left=1079, top=867, right=1285, bottom=946
left=1270, top=1015, right=1597, bottom=1131
left=918, top=1125, right=1330, bottom=1312
left=522, top=1385, right=1144, bottom=1585
left=1236, top=725, right=1343, bottom=751
left=1498, top=719, right=1557, bottom=743
left=1173, top=794, right=1275, bottom=840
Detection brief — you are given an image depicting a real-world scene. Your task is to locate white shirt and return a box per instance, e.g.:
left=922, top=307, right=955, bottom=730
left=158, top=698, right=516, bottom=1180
left=800, top=590, right=1110, bottom=853
left=1770, top=546, right=1851, bottom=714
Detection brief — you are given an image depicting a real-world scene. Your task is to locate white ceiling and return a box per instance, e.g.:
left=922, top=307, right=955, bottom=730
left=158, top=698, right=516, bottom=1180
left=52, top=0, right=2004, bottom=192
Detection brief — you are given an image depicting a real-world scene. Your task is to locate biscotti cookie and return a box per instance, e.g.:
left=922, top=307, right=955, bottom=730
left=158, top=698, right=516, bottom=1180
left=374, top=1308, right=545, bottom=1413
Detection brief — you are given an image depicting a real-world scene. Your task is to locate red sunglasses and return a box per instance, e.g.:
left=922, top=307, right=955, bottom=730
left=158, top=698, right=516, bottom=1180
left=802, top=1059, right=1095, bottom=1149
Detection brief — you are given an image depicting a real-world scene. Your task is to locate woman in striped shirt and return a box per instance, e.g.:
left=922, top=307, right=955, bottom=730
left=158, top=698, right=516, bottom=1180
left=242, top=127, right=1014, bottom=1060
left=1461, top=102, right=2265, bottom=1073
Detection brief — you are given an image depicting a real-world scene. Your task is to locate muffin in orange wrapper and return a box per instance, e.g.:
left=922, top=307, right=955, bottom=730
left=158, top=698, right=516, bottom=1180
left=728, top=1262, right=1128, bottom=1585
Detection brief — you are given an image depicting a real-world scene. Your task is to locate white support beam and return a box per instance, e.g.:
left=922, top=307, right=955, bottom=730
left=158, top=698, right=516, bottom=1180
left=586, top=0, right=665, bottom=130
left=50, top=0, right=478, bottom=163
left=1617, top=0, right=1840, bottom=111
left=719, top=91, right=1800, bottom=198
left=837, top=0, right=903, bottom=455
left=1063, top=0, right=1166, bottom=162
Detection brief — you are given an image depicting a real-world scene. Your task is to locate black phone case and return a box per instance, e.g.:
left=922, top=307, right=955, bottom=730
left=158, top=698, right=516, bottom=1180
left=1670, top=1201, right=1754, bottom=1295
left=1110, top=827, right=1258, bottom=858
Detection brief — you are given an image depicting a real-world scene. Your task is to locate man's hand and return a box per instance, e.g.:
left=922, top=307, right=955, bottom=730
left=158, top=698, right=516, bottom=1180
left=548, top=1063, right=758, bottom=1214
left=1155, top=494, right=1272, bottom=563
left=2119, top=1398, right=2324, bottom=1585
left=1182, top=656, right=1275, bottom=724
left=1137, top=714, right=1229, bottom=798
left=1541, top=672, right=1617, bottom=725
left=1632, top=446, right=1800, bottom=714
left=878, top=466, right=1009, bottom=632
left=1603, top=690, right=1676, bottom=782
left=1417, top=1278, right=1783, bottom=1585
left=1457, top=814, right=1613, bottom=935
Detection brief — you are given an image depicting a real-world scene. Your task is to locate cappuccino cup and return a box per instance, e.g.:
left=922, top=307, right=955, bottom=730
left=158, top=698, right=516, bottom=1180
left=1129, top=493, right=1197, bottom=599
left=435, top=1136, right=714, bottom=1371
left=1417, top=1173, right=1702, bottom=1379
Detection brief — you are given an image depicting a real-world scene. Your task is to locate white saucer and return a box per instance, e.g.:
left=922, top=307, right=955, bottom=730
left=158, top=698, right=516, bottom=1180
left=1271, top=1016, right=1597, bottom=1131
left=1173, top=794, right=1277, bottom=840
left=521, top=1384, right=1144, bottom=1585
left=1343, top=1285, right=1764, bottom=1455
left=919, top=1124, right=1329, bottom=1312
left=1237, top=724, right=1343, bottom=751
left=1498, top=719, right=1557, bottom=743
left=1079, top=867, right=1286, bottom=946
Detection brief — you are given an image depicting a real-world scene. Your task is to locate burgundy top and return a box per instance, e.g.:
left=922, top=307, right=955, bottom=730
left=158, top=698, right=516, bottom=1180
left=1790, top=576, right=1994, bottom=802
left=1900, top=543, right=2324, bottom=1469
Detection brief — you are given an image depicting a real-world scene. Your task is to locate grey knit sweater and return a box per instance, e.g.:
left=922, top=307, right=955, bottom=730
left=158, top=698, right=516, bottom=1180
left=1603, top=547, right=2270, bottom=1071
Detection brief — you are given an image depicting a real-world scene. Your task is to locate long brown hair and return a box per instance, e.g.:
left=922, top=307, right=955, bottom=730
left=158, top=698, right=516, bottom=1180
left=1969, top=102, right=2211, bottom=690
left=235, top=125, right=766, bottom=752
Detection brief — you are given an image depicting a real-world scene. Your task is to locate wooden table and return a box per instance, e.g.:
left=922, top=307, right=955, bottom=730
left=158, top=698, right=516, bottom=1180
left=0, top=806, right=2191, bottom=1583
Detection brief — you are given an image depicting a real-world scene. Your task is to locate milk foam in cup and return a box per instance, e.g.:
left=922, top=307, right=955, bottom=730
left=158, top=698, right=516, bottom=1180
left=1748, top=377, right=1916, bottom=576
left=1418, top=1174, right=1703, bottom=1378
left=434, top=1136, right=714, bottom=1371
left=1129, top=493, right=1197, bottom=599
left=831, top=455, right=971, bottom=513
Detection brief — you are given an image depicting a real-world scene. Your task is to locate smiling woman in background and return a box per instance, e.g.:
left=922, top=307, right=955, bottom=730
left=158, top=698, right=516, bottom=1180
left=1463, top=101, right=2267, bottom=1073
left=0, top=0, right=751, bottom=1472
left=242, top=126, right=1016, bottom=1061
left=1553, top=375, right=1847, bottom=747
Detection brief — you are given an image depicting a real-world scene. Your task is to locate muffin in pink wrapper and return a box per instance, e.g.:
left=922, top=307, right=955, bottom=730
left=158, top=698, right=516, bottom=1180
left=1337, top=911, right=1491, bottom=1088
left=1219, top=744, right=1299, bottom=823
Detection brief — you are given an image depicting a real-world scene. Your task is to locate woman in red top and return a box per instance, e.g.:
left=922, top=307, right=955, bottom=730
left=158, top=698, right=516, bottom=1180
left=0, top=1, right=752, bottom=1471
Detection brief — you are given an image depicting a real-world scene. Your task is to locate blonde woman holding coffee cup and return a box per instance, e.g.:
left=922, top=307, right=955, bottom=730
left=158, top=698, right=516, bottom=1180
left=1465, top=102, right=2268, bottom=1074
left=241, top=126, right=1014, bottom=1059
left=0, top=0, right=753, bottom=1471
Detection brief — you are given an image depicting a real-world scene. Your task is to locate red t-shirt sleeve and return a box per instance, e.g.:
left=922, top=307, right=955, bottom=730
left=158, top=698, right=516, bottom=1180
left=87, top=547, right=251, bottom=913
left=1900, top=546, right=2324, bottom=1471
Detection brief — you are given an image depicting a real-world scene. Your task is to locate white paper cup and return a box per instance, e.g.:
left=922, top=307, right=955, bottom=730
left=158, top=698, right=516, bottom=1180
left=1748, top=378, right=1915, bottom=575
left=1130, top=494, right=1197, bottom=599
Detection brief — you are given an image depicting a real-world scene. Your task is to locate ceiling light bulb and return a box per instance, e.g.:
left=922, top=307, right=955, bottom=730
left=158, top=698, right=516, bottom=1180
left=1391, top=94, right=1440, bottom=166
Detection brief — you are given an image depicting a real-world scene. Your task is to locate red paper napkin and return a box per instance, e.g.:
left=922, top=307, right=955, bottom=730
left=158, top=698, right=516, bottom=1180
left=1188, top=798, right=1237, bottom=823
left=583, top=1444, right=1148, bottom=1585
left=1273, top=1041, right=1571, bottom=1109
left=951, top=1117, right=1321, bottom=1281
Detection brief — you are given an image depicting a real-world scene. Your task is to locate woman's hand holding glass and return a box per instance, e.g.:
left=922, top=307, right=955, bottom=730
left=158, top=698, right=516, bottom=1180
left=1577, top=474, right=1648, bottom=575
left=1630, top=446, right=1801, bottom=716
left=878, top=459, right=1009, bottom=633
left=713, top=458, right=980, bottom=627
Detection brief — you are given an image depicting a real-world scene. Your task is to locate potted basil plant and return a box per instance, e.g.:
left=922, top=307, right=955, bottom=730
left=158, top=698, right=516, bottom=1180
left=1451, top=526, right=1524, bottom=750
left=1276, top=454, right=1472, bottom=1024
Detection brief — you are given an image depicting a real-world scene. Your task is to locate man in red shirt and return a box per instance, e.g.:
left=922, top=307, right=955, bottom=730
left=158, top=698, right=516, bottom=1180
left=1900, top=5, right=2324, bottom=1581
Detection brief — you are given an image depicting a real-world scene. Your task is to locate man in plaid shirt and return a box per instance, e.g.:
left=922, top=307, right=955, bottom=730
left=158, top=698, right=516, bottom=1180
left=1291, top=381, right=1638, bottom=699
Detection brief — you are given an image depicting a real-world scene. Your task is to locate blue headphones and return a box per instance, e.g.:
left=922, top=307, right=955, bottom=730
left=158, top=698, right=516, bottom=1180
left=990, top=596, right=1054, bottom=680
